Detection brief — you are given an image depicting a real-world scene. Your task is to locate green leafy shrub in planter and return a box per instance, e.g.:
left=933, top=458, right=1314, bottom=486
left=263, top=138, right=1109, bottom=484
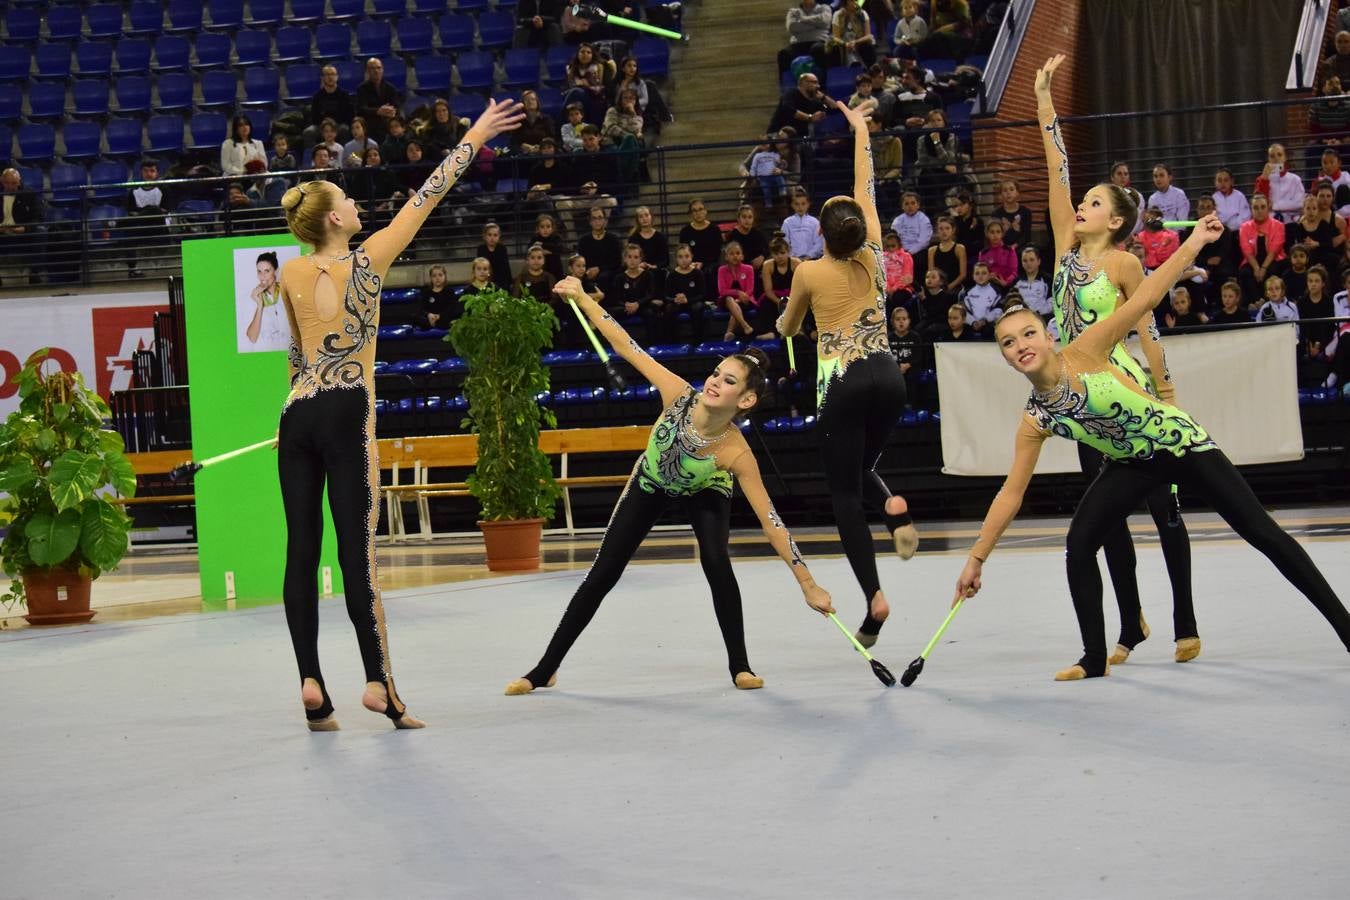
left=448, top=288, right=561, bottom=521
left=0, top=351, right=137, bottom=608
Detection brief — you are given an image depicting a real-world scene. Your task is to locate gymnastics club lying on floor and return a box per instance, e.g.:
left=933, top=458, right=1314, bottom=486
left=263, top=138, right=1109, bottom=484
left=169, top=438, right=276, bottom=481
left=569, top=4, right=689, bottom=42
left=828, top=612, right=897, bottom=686
left=565, top=296, right=628, bottom=391
left=900, top=598, right=965, bottom=686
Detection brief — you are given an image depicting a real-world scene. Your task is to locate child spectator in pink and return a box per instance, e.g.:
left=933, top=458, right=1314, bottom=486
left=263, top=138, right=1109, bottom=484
left=976, top=219, right=1018, bottom=289
left=882, top=229, right=914, bottom=315
left=718, top=240, right=757, bottom=340
left=1137, top=206, right=1180, bottom=269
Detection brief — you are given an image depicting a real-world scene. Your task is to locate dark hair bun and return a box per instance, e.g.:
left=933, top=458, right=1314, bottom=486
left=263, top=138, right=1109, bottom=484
left=821, top=197, right=868, bottom=258
left=740, top=346, right=770, bottom=373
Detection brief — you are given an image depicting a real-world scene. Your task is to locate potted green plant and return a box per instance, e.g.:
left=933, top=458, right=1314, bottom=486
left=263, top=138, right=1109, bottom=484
left=0, top=350, right=137, bottom=624
left=448, top=287, right=561, bottom=571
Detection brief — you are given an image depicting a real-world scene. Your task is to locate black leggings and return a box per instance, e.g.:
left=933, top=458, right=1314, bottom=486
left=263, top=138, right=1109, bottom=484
left=523, top=465, right=750, bottom=686
left=816, top=352, right=910, bottom=635
left=278, top=387, right=404, bottom=722
left=1066, top=449, right=1350, bottom=675
left=1077, top=443, right=1197, bottom=645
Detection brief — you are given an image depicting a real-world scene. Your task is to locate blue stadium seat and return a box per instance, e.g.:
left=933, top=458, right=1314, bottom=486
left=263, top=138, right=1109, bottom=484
left=372, top=0, right=407, bottom=19
left=147, top=115, right=185, bottom=153
left=503, top=48, right=541, bottom=88
left=234, top=29, right=272, bottom=67
left=154, top=36, right=192, bottom=72
left=156, top=72, right=194, bottom=111
left=165, top=0, right=204, bottom=34
left=90, top=161, right=130, bottom=200
left=49, top=163, right=89, bottom=203
left=288, top=0, right=326, bottom=25
left=454, top=91, right=486, bottom=119
left=27, top=82, right=67, bottom=118
left=35, top=43, right=73, bottom=80
left=116, top=39, right=152, bottom=75
left=16, top=166, right=45, bottom=197
left=414, top=55, right=451, bottom=94
left=456, top=51, right=495, bottom=91
left=435, top=357, right=467, bottom=373
left=115, top=75, right=153, bottom=113
left=437, top=13, right=474, bottom=52
left=46, top=206, right=84, bottom=226
left=246, top=0, right=285, bottom=28
left=199, top=69, right=239, bottom=107
left=335, top=60, right=363, bottom=92
left=274, top=27, right=312, bottom=63
left=329, top=0, right=365, bottom=22
left=694, top=340, right=740, bottom=356
left=536, top=86, right=563, bottom=118
left=16, top=123, right=55, bottom=161
left=0, top=84, right=20, bottom=121
left=193, top=32, right=232, bottom=69
left=477, top=11, right=513, bottom=48
left=383, top=56, right=408, bottom=90
left=77, top=42, right=114, bottom=78
left=377, top=324, right=414, bottom=340
left=455, top=0, right=488, bottom=12
left=632, top=38, right=670, bottom=78
left=283, top=64, right=320, bottom=102
left=412, top=0, right=448, bottom=15
left=126, top=2, right=165, bottom=37
left=85, top=5, right=125, bottom=41
left=544, top=45, right=571, bottom=83
left=45, top=7, right=83, bottom=42
left=396, top=17, right=434, bottom=55
left=242, top=67, right=280, bottom=106
left=244, top=107, right=271, bottom=140
left=188, top=111, right=227, bottom=148
left=206, top=0, right=244, bottom=31
left=647, top=343, right=691, bottom=359
left=4, top=10, right=41, bottom=44
left=315, top=23, right=352, bottom=60
left=87, top=204, right=127, bottom=246
left=73, top=80, right=111, bottom=116
left=357, top=20, right=393, bottom=58
left=825, top=65, right=861, bottom=99
left=0, top=49, right=32, bottom=82
left=105, top=117, right=144, bottom=156
left=62, top=120, right=102, bottom=159
left=176, top=198, right=216, bottom=216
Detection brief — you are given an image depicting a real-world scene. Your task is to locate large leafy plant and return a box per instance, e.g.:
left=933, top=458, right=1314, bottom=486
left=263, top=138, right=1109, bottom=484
left=448, top=288, right=561, bottom=521
left=0, top=351, right=136, bottom=608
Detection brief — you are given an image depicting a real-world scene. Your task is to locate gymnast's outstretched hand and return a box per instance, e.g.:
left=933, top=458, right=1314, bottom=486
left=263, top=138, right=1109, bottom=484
left=1034, top=54, right=1065, bottom=101
left=953, top=556, right=982, bottom=608
left=803, top=581, right=835, bottom=616
left=835, top=99, right=872, bottom=133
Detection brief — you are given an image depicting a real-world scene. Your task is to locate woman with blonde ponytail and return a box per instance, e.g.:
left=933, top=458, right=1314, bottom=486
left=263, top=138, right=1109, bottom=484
left=276, top=99, right=524, bottom=732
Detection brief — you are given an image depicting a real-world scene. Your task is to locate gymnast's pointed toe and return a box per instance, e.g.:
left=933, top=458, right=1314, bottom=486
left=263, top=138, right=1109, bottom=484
left=734, top=672, right=764, bottom=690
left=1174, top=637, right=1201, bottom=663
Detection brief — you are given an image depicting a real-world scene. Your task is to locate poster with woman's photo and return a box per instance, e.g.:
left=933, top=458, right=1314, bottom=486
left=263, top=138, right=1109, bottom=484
left=234, top=245, right=302, bottom=353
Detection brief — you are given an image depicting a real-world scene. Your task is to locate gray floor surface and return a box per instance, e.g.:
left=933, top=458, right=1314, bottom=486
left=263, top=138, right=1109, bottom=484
left=3, top=540, right=1349, bottom=899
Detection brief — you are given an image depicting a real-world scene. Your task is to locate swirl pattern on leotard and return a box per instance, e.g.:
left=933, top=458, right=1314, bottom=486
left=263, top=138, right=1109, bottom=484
left=636, top=388, right=733, bottom=497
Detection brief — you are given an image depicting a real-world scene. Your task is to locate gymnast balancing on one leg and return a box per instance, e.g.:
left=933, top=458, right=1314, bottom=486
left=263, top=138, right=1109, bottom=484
left=776, top=98, right=919, bottom=650
left=953, top=213, right=1350, bottom=680
left=276, top=99, right=525, bottom=731
left=1035, top=54, right=1199, bottom=665
left=505, top=276, right=837, bottom=696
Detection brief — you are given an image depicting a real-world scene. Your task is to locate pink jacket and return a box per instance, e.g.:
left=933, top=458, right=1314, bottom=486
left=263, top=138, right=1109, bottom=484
left=718, top=263, right=755, bottom=299
left=1238, top=217, right=1287, bottom=266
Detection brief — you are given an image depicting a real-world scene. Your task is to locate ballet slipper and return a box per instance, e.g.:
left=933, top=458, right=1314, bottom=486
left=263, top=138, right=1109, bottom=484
left=1054, top=662, right=1110, bottom=681
left=504, top=674, right=558, bottom=696
left=307, top=715, right=340, bottom=732
left=855, top=630, right=878, bottom=649
left=1110, top=614, right=1151, bottom=664
left=1174, top=637, right=1202, bottom=663
left=302, top=677, right=338, bottom=731
left=733, top=672, right=764, bottom=690
left=884, top=496, right=919, bottom=560
left=362, top=682, right=426, bottom=729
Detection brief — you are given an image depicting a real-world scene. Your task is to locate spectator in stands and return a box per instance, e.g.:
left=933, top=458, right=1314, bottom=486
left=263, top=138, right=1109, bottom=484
left=948, top=188, right=983, bottom=255
left=828, top=2, right=876, bottom=68
left=418, top=264, right=459, bottom=329
left=223, top=182, right=256, bottom=213
left=513, top=0, right=563, bottom=49
left=893, top=65, right=942, bottom=130
left=627, top=206, right=669, bottom=270
left=305, top=65, right=354, bottom=148
left=961, top=262, right=1000, bottom=339
left=1014, top=246, right=1053, bottom=319
left=524, top=136, right=565, bottom=212
left=565, top=43, right=605, bottom=89
left=717, top=240, right=758, bottom=340
left=610, top=243, right=660, bottom=332
left=571, top=65, right=611, bottom=128
left=577, top=204, right=624, bottom=287
left=1138, top=207, right=1180, bottom=269
left=990, top=178, right=1033, bottom=250
left=356, top=58, right=403, bottom=142
left=914, top=110, right=964, bottom=211
left=917, top=267, right=955, bottom=338
left=1283, top=245, right=1311, bottom=301
left=768, top=72, right=830, bottom=136
left=726, top=205, right=770, bottom=283
left=935, top=302, right=975, bottom=342
left=977, top=219, right=1017, bottom=289
left=302, top=146, right=336, bottom=180
left=612, top=56, right=649, bottom=115
left=891, top=190, right=933, bottom=262
left=533, top=212, right=568, bottom=279
left=477, top=222, right=514, bottom=290
left=602, top=87, right=645, bottom=149
left=1254, top=143, right=1305, bottom=222
left=1238, top=193, right=1286, bottom=302
left=748, top=136, right=788, bottom=209
left=1313, top=181, right=1349, bottom=254
left=565, top=252, right=603, bottom=302
left=460, top=257, right=495, bottom=295
left=1298, top=264, right=1337, bottom=346
left=863, top=65, right=897, bottom=126
left=1255, top=274, right=1298, bottom=329
left=1309, top=76, right=1350, bottom=153
left=511, top=90, right=557, bottom=155
left=394, top=140, right=433, bottom=196
left=881, top=230, right=914, bottom=316
left=1146, top=163, right=1189, bottom=230
left=554, top=127, right=619, bottom=231
left=761, top=236, right=798, bottom=317
left=122, top=160, right=166, bottom=277
left=341, top=117, right=378, bottom=168
left=666, top=244, right=709, bottom=341
left=1209, top=280, right=1249, bottom=326
left=315, top=118, right=344, bottom=164
left=266, top=134, right=297, bottom=204
left=867, top=116, right=903, bottom=209
left=514, top=243, right=558, bottom=304
left=348, top=147, right=400, bottom=219
left=560, top=103, right=587, bottom=152
left=848, top=72, right=877, bottom=110
left=1316, top=147, right=1350, bottom=197
left=1317, top=31, right=1350, bottom=92
left=1193, top=195, right=1238, bottom=292
left=888, top=307, right=926, bottom=401
left=927, top=215, right=967, bottom=292
left=918, top=0, right=973, bottom=60
left=1108, top=160, right=1145, bottom=235
left=1212, top=166, right=1251, bottom=231
left=782, top=189, right=824, bottom=259
left=1287, top=194, right=1340, bottom=272
left=425, top=99, right=468, bottom=161
left=221, top=115, right=268, bottom=179
left=777, top=0, right=833, bottom=76
left=892, top=0, right=928, bottom=60
left=380, top=116, right=411, bottom=164
left=1164, top=287, right=1206, bottom=328
left=679, top=198, right=723, bottom=280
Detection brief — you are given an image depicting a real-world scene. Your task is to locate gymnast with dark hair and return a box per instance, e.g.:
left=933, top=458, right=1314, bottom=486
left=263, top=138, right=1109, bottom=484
left=776, top=98, right=919, bottom=651
left=504, top=275, right=837, bottom=696
left=1036, top=54, right=1200, bottom=665
left=955, top=214, right=1350, bottom=680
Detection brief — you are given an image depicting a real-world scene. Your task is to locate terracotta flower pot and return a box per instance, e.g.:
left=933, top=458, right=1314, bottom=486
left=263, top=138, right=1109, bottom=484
left=477, top=518, right=545, bottom=572
left=21, top=568, right=95, bottom=626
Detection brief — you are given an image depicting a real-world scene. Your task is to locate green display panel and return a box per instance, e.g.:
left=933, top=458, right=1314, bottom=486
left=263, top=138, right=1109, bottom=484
left=181, top=234, right=343, bottom=608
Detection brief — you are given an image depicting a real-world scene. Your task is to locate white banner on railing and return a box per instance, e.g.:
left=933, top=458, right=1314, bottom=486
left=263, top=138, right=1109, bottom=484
left=0, top=290, right=171, bottom=417
left=935, top=323, right=1303, bottom=476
